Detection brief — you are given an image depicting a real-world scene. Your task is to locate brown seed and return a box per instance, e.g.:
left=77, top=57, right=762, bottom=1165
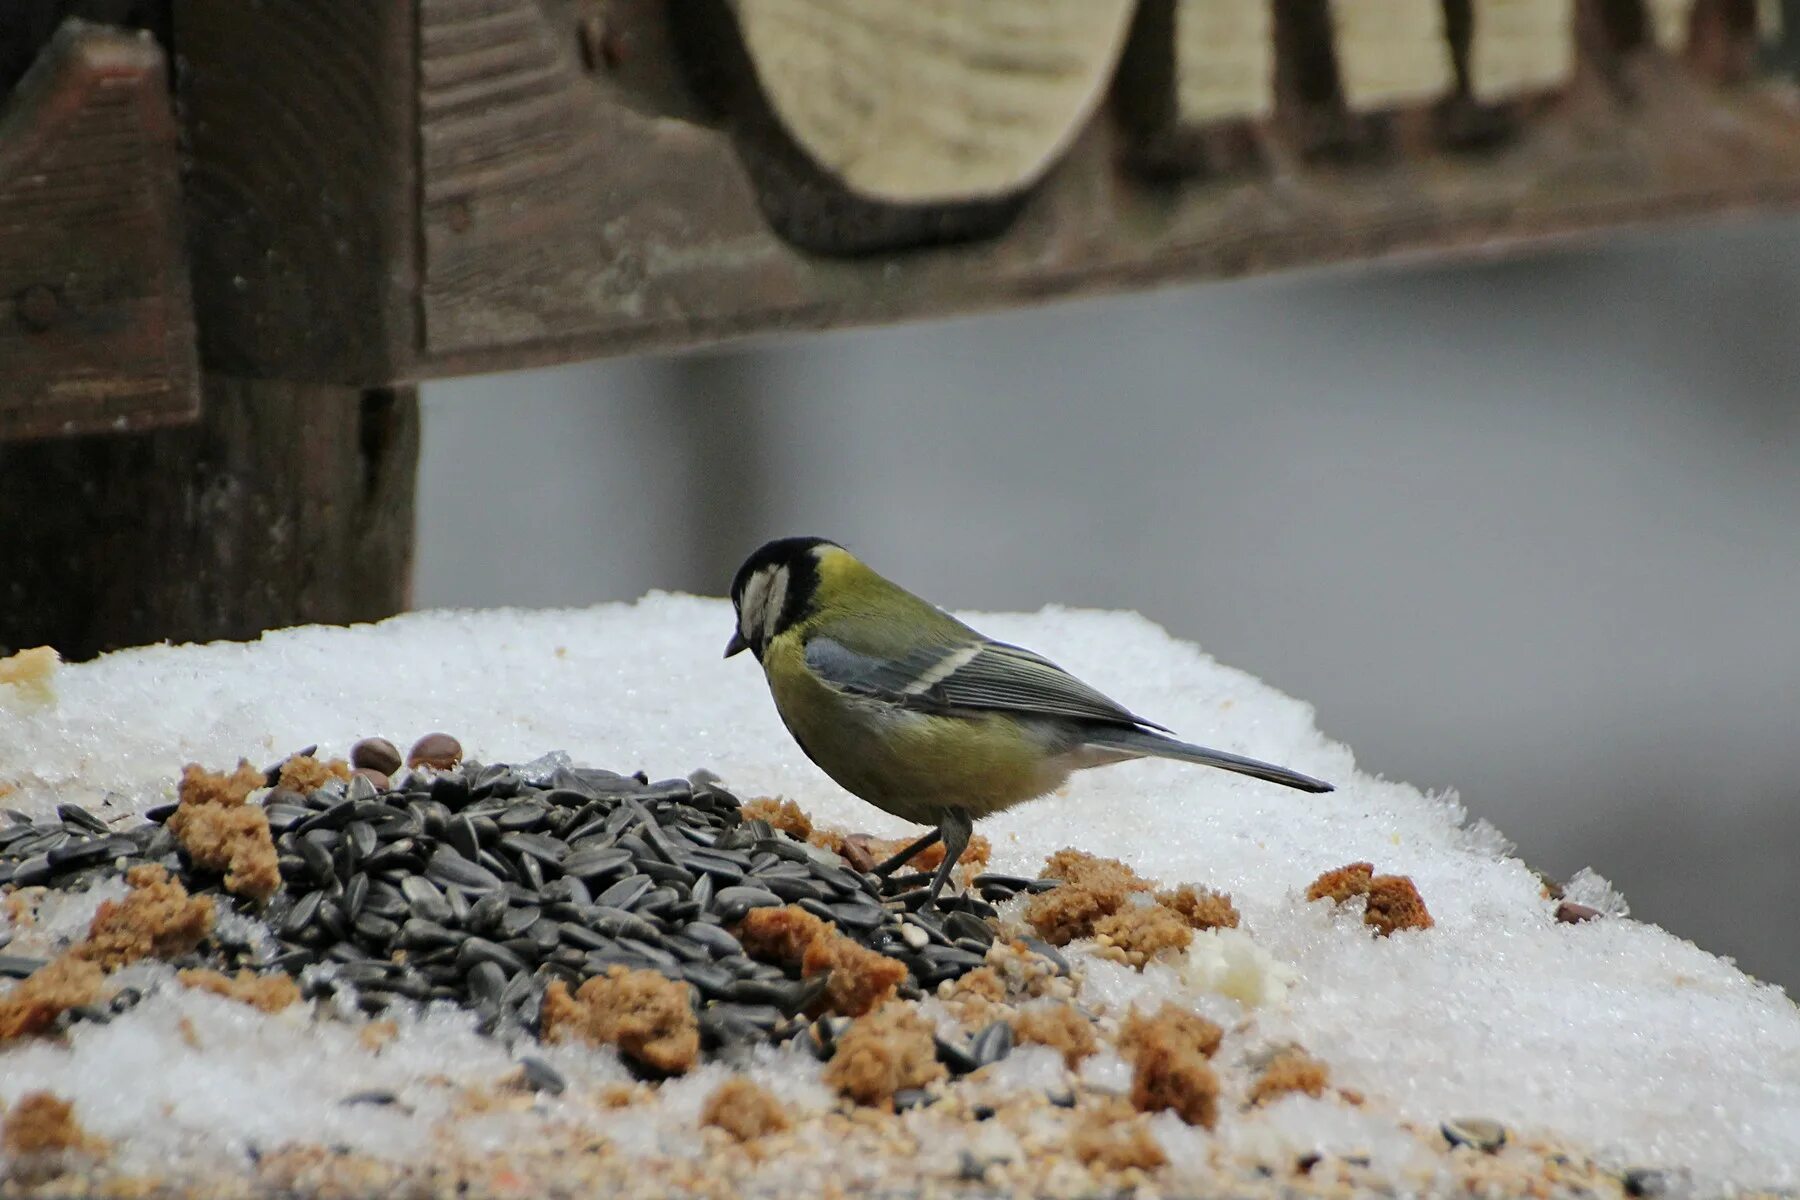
left=407, top=733, right=463, bottom=771
left=351, top=737, right=403, bottom=775
left=352, top=767, right=391, bottom=792
left=1555, top=901, right=1601, bottom=924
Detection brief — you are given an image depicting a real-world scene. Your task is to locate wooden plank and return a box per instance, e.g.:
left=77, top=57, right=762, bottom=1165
left=413, top=0, right=1800, bottom=378
left=0, top=19, right=197, bottom=442
left=176, top=0, right=418, bottom=384
left=173, top=0, right=1800, bottom=384
left=0, top=378, right=418, bottom=659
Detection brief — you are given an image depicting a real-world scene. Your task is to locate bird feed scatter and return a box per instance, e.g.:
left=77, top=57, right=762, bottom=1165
left=0, top=596, right=1790, bottom=1198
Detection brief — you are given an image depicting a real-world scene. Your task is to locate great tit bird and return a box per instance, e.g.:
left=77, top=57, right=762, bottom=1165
left=726, top=537, right=1333, bottom=904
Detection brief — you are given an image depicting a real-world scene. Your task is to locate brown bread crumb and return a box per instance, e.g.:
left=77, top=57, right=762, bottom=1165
left=947, top=966, right=1006, bottom=1004
left=1119, top=1003, right=1223, bottom=1062
left=0, top=957, right=104, bottom=1041
left=700, top=1078, right=792, bottom=1141
left=2, top=1091, right=103, bottom=1157
left=1119, top=1004, right=1223, bottom=1128
left=741, top=798, right=814, bottom=841
left=1024, top=849, right=1157, bottom=946
left=1072, top=1098, right=1168, bottom=1172
left=1042, top=848, right=1152, bottom=892
left=170, top=762, right=280, bottom=903
left=1156, top=884, right=1241, bottom=930
left=1305, top=861, right=1374, bottom=904
left=275, top=754, right=351, bottom=794
left=736, top=904, right=828, bottom=965
left=540, top=967, right=698, bottom=1075
left=178, top=968, right=301, bottom=1013
left=75, top=865, right=216, bottom=969
left=737, top=905, right=906, bottom=1017
left=1364, top=874, right=1433, bottom=935
left=172, top=804, right=280, bottom=903
left=1011, top=1001, right=1097, bottom=1068
left=175, top=759, right=264, bottom=809
left=1249, top=1048, right=1332, bottom=1105
left=823, top=1004, right=945, bottom=1105
left=1093, top=902, right=1194, bottom=968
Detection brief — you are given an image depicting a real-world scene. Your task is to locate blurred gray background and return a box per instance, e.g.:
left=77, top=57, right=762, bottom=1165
left=418, top=215, right=1800, bottom=995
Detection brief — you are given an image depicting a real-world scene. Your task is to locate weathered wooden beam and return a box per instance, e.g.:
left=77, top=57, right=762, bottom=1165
left=174, top=0, right=1800, bottom=387
left=0, top=18, right=197, bottom=441
left=0, top=378, right=418, bottom=660
left=176, top=0, right=418, bottom=384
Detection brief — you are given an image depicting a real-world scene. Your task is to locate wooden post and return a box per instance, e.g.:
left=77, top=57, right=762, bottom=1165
left=0, top=379, right=418, bottom=660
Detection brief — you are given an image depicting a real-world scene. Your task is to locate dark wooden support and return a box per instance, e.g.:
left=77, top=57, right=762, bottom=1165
left=0, top=18, right=198, bottom=441
left=0, top=379, right=418, bottom=660
left=176, top=2, right=418, bottom=384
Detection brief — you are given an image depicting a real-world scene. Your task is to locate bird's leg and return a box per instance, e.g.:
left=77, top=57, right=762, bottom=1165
left=925, top=808, right=973, bottom=906
left=871, top=827, right=942, bottom=878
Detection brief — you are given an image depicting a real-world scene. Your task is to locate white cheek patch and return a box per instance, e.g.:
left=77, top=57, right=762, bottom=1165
left=760, top=566, right=789, bottom=645
left=738, top=565, right=790, bottom=647
left=739, top=572, right=769, bottom=642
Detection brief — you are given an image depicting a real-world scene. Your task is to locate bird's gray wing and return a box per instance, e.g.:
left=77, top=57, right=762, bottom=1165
left=804, top=635, right=1169, bottom=731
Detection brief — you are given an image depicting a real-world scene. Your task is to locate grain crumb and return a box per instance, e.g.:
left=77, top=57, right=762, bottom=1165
left=0, top=956, right=104, bottom=1041
left=1119, top=1004, right=1223, bottom=1128
left=170, top=762, right=280, bottom=902
left=1365, top=874, right=1433, bottom=935
left=3, top=1091, right=103, bottom=1158
left=701, top=1078, right=792, bottom=1141
left=1305, top=861, right=1374, bottom=904
left=541, top=967, right=698, bottom=1075
left=823, top=1004, right=946, bottom=1105
left=1011, top=1001, right=1097, bottom=1068
left=1156, top=884, right=1240, bottom=930
left=1249, top=1048, right=1332, bottom=1105
left=178, top=968, right=300, bottom=1013
left=276, top=754, right=351, bottom=794
left=75, top=864, right=215, bottom=970
left=1093, top=902, right=1194, bottom=968
left=1072, top=1097, right=1167, bottom=1172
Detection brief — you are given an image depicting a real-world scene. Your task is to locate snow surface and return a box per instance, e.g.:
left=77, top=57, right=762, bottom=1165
left=0, top=595, right=1795, bottom=1189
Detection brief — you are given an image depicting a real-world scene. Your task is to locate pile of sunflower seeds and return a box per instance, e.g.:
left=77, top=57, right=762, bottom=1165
left=0, top=745, right=1065, bottom=1064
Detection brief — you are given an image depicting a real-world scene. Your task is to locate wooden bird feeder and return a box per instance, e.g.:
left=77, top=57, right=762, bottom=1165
left=1, top=0, right=1798, bottom=657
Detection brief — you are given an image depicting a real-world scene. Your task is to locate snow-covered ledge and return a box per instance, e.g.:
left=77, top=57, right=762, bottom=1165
left=0, top=597, right=1793, bottom=1196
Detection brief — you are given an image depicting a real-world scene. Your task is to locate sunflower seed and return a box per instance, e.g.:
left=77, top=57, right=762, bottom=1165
left=593, top=875, right=653, bottom=911
left=458, top=937, right=528, bottom=976
left=1442, top=1118, right=1507, bottom=1153
left=518, top=1056, right=565, bottom=1095
left=971, top=1020, right=1013, bottom=1066
left=712, top=886, right=783, bottom=922
left=426, top=849, right=502, bottom=894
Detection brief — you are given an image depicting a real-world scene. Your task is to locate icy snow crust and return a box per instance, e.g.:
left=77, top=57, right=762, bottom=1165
left=1, top=595, right=1796, bottom=1189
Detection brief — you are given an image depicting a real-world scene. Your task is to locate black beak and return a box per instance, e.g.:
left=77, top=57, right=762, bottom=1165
left=725, top=630, right=749, bottom=658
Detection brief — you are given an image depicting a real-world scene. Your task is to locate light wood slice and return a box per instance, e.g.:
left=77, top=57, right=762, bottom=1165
left=726, top=0, right=1136, bottom=204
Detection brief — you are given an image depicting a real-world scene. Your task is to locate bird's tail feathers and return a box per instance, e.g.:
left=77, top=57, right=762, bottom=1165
left=1082, top=727, right=1333, bottom=794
